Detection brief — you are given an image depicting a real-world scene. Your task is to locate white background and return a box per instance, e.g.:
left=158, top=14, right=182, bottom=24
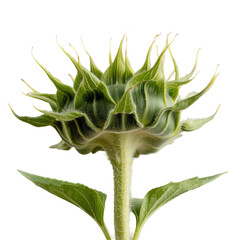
left=0, top=0, right=239, bottom=239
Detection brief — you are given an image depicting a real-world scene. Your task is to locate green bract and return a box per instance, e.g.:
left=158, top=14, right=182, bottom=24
left=12, top=34, right=223, bottom=240
left=12, top=35, right=218, bottom=156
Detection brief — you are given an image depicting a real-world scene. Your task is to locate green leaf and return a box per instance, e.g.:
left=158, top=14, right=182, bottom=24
left=10, top=106, right=56, bottom=127
left=132, top=172, right=226, bottom=240
left=50, top=140, right=71, bottom=150
left=18, top=170, right=111, bottom=240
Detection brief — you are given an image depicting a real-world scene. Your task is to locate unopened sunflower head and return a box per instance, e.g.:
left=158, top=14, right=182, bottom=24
left=11, top=34, right=219, bottom=157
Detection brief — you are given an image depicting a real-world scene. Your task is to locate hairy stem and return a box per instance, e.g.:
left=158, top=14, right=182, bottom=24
left=106, top=134, right=134, bottom=240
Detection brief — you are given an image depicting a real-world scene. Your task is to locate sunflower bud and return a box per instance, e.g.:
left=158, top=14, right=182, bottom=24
left=11, top=35, right=218, bottom=157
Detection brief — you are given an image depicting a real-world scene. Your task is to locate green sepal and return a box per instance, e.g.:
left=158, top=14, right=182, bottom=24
left=73, top=71, right=116, bottom=127
left=50, top=140, right=71, bottom=150
left=131, top=80, right=166, bottom=125
left=32, top=50, right=74, bottom=98
left=18, top=170, right=111, bottom=240
left=35, top=108, right=100, bottom=133
left=56, top=90, right=71, bottom=110
left=25, top=92, right=57, bottom=111
left=107, top=84, right=126, bottom=103
left=36, top=108, right=87, bottom=121
left=166, top=73, right=198, bottom=101
left=81, top=42, right=103, bottom=79
left=152, top=68, right=218, bottom=128
left=166, top=40, right=200, bottom=101
left=181, top=105, right=220, bottom=132
left=131, top=172, right=226, bottom=240
left=114, top=87, right=135, bottom=114
left=89, top=56, right=103, bottom=79
left=143, top=35, right=177, bottom=83
left=178, top=48, right=200, bottom=82
left=101, top=35, right=126, bottom=85
left=124, top=44, right=134, bottom=81
left=172, top=70, right=218, bottom=111
left=10, top=106, right=55, bottom=127
left=74, top=71, right=84, bottom=92
left=74, top=71, right=115, bottom=109
left=167, top=36, right=179, bottom=80
left=104, top=86, right=142, bottom=131
left=109, top=38, right=112, bottom=64
left=135, top=34, right=160, bottom=75
left=126, top=35, right=175, bottom=90
left=56, top=39, right=84, bottom=91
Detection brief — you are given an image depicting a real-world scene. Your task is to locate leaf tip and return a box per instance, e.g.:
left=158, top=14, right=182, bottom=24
left=17, top=169, right=29, bottom=178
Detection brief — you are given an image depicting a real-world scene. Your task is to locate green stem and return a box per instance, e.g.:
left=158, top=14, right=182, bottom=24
left=106, top=134, right=134, bottom=240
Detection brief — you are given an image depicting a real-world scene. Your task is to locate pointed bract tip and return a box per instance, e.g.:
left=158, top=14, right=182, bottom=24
left=68, top=74, right=74, bottom=82
left=33, top=105, right=41, bottom=112
left=31, top=47, right=38, bottom=63
left=119, top=33, right=127, bottom=47
left=8, top=104, right=13, bottom=112
left=156, top=45, right=159, bottom=56
left=153, top=33, right=161, bottom=43
left=173, top=33, right=179, bottom=40
left=21, top=79, right=39, bottom=93
left=68, top=43, right=80, bottom=63
left=9, top=104, right=18, bottom=117
left=17, top=170, right=30, bottom=179
left=197, top=48, right=201, bottom=55
left=80, top=37, right=90, bottom=56
left=215, top=65, right=220, bottom=75
left=56, top=36, right=60, bottom=45
left=215, top=104, right=221, bottom=114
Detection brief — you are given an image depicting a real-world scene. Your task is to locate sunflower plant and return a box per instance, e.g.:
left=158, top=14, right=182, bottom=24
left=11, top=34, right=224, bottom=240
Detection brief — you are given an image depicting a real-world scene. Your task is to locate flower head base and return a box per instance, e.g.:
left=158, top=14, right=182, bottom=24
left=11, top=34, right=218, bottom=157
